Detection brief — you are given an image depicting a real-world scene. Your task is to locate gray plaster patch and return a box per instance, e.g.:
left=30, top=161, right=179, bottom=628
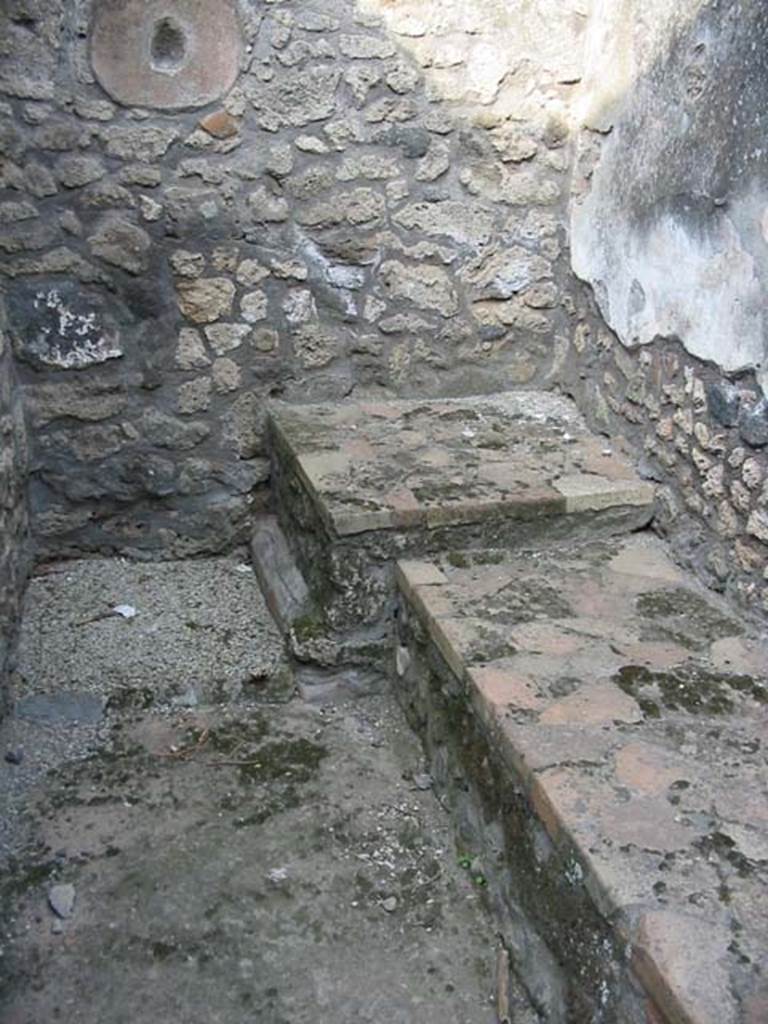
left=16, top=693, right=105, bottom=726
left=90, top=0, right=242, bottom=110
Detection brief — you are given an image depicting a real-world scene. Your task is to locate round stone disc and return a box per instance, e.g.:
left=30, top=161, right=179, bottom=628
left=90, top=0, right=242, bottom=110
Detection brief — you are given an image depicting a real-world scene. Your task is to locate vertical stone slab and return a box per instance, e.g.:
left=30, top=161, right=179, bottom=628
left=0, top=297, right=31, bottom=717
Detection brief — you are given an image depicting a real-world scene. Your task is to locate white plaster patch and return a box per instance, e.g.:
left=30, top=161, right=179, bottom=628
left=24, top=289, right=123, bottom=369
left=572, top=195, right=768, bottom=390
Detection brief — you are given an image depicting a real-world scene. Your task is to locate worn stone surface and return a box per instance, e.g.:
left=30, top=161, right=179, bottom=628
left=396, top=533, right=768, bottom=1024
left=271, top=392, right=653, bottom=538
left=0, top=557, right=537, bottom=1024
left=268, top=392, right=653, bottom=673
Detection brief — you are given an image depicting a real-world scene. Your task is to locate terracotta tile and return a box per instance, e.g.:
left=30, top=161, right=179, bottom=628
left=742, top=978, right=768, bottom=1024
left=615, top=741, right=691, bottom=796
left=539, top=682, right=642, bottom=726
left=528, top=765, right=606, bottom=849
left=358, top=402, right=402, bottom=420
left=331, top=507, right=394, bottom=536
left=339, top=438, right=377, bottom=459
left=613, top=641, right=693, bottom=668
left=567, top=577, right=628, bottom=619
left=607, top=538, right=685, bottom=584
left=712, top=788, right=768, bottom=829
left=505, top=722, right=619, bottom=777
left=507, top=622, right=585, bottom=657
left=529, top=770, right=569, bottom=842
left=709, top=635, right=768, bottom=676
left=469, top=665, right=546, bottom=714
left=398, top=429, right=428, bottom=450
left=297, top=450, right=351, bottom=485
left=631, top=911, right=737, bottom=1024
left=600, top=795, right=697, bottom=852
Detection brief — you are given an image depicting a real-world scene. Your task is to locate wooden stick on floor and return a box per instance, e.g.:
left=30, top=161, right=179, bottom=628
left=496, top=944, right=511, bottom=1024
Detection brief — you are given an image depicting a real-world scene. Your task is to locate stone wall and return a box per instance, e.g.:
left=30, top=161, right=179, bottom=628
left=0, top=296, right=30, bottom=712
left=2, top=0, right=767, bottom=620
left=357, top=0, right=588, bottom=130
left=561, top=0, right=768, bottom=619
left=0, top=0, right=572, bottom=558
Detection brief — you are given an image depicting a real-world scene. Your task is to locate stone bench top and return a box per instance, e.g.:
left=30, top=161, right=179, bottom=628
left=396, top=534, right=768, bottom=1024
left=269, top=391, right=654, bottom=536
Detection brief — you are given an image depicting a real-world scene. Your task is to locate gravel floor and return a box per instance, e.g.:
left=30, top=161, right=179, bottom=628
left=0, top=557, right=539, bottom=1024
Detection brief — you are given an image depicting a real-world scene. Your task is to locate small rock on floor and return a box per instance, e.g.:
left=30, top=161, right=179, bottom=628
left=48, top=884, right=76, bottom=920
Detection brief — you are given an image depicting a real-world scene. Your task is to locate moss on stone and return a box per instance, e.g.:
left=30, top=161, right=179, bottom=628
left=291, top=610, right=329, bottom=644
left=235, top=737, right=327, bottom=785
left=614, top=663, right=763, bottom=716
left=447, top=551, right=471, bottom=569
left=636, top=588, right=743, bottom=651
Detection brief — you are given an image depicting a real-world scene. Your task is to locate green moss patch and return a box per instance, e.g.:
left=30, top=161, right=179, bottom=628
left=614, top=663, right=765, bottom=717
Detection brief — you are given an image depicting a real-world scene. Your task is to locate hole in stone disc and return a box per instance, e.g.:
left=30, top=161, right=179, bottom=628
left=150, top=17, right=187, bottom=73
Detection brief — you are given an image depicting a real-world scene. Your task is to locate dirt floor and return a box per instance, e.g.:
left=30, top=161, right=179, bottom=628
left=0, top=556, right=538, bottom=1024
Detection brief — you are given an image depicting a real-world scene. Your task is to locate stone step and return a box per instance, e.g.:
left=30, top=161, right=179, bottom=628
left=394, top=534, right=768, bottom=1024
left=250, top=514, right=389, bottom=699
left=268, top=391, right=655, bottom=669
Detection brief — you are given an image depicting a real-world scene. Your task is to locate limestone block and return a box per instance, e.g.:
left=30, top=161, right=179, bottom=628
left=339, top=34, right=395, bottom=60
left=379, top=261, right=458, bottom=317
left=177, top=378, right=212, bottom=414
left=248, top=67, right=340, bottom=129
left=292, top=324, right=340, bottom=368
left=212, top=357, right=242, bottom=393
left=394, top=200, right=495, bottom=248
left=169, top=250, right=205, bottom=279
left=104, top=125, right=179, bottom=161
left=466, top=247, right=552, bottom=300
left=204, top=323, right=251, bottom=355
left=55, top=155, right=106, bottom=189
left=87, top=217, right=151, bottom=275
left=236, top=260, right=270, bottom=287
left=175, top=328, right=210, bottom=369
left=240, top=291, right=268, bottom=324
left=176, top=278, right=235, bottom=324
left=142, top=409, right=209, bottom=449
